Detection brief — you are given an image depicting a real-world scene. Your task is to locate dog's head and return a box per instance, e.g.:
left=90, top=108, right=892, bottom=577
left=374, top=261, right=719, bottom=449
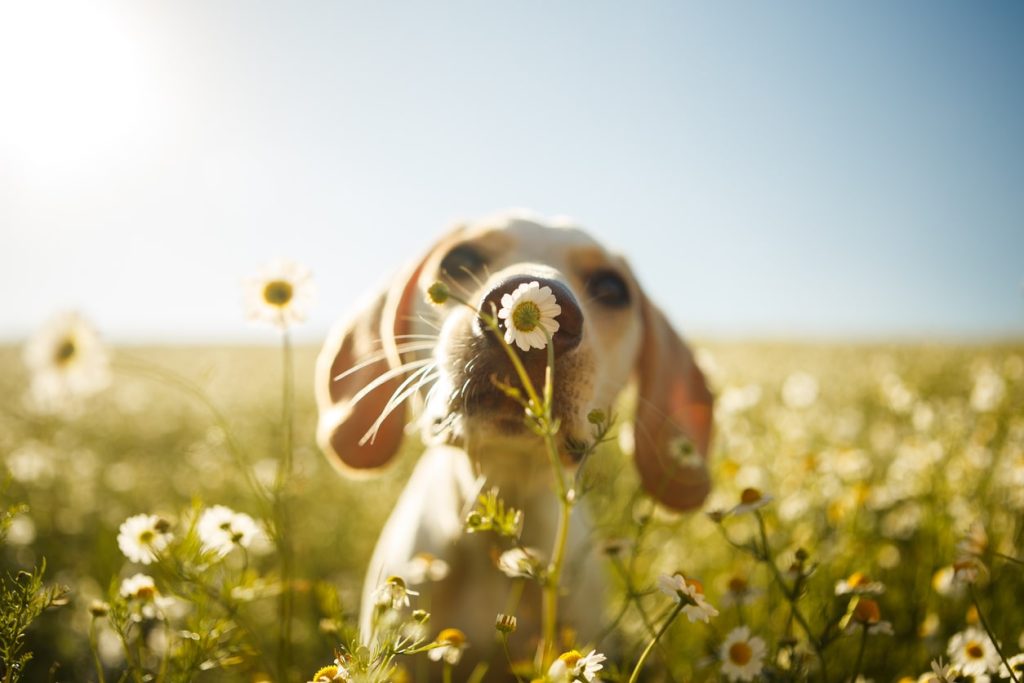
left=315, top=212, right=713, bottom=510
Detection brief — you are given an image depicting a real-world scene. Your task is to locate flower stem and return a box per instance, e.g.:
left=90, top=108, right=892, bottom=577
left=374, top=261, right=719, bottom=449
left=851, top=624, right=868, bottom=682
left=500, top=634, right=527, bottom=683
left=969, top=584, right=1019, bottom=683
left=754, top=511, right=830, bottom=683
left=627, top=602, right=684, bottom=683
left=88, top=617, right=106, bottom=683
left=275, top=329, right=296, bottom=680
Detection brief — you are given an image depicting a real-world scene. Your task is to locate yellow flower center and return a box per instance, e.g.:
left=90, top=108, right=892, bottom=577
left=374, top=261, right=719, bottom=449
left=740, top=488, right=762, bottom=504
left=686, top=578, right=705, bottom=595
left=847, top=571, right=867, bottom=587
left=386, top=575, right=407, bottom=589
left=54, top=338, right=77, bottom=365
left=312, top=665, right=339, bottom=681
left=263, top=280, right=294, bottom=307
left=134, top=586, right=156, bottom=601
left=139, top=529, right=155, bottom=544
left=728, top=641, right=753, bottom=664
left=511, top=301, right=541, bottom=332
left=558, top=650, right=582, bottom=669
left=966, top=642, right=984, bottom=659
left=438, top=628, right=466, bottom=646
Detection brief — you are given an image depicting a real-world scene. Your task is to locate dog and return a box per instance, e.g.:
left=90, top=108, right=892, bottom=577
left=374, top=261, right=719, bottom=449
left=314, top=211, right=713, bottom=677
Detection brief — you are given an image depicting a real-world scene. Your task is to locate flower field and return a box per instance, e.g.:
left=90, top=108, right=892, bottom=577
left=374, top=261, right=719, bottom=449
left=2, top=335, right=1023, bottom=681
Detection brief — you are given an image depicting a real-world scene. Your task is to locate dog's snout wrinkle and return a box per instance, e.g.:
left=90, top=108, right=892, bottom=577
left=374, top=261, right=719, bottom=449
left=477, top=275, right=583, bottom=355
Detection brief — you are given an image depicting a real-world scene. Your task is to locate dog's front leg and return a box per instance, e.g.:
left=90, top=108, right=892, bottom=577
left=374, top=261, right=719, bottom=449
left=358, top=445, right=480, bottom=639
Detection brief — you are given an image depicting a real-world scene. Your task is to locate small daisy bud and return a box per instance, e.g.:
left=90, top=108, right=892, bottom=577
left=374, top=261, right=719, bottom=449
left=89, top=600, right=110, bottom=617
left=413, top=609, right=431, bottom=623
left=495, top=613, right=517, bottom=634
left=426, top=282, right=450, bottom=305
left=465, top=511, right=484, bottom=529
left=795, top=548, right=809, bottom=562
left=587, top=409, right=606, bottom=425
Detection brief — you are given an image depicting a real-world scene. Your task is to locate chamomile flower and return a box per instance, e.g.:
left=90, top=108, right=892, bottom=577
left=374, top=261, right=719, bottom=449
left=196, top=505, right=261, bottom=557
left=373, top=576, right=418, bottom=610
left=719, top=626, right=767, bottom=681
left=998, top=653, right=1024, bottom=680
left=834, top=572, right=886, bottom=596
left=730, top=488, right=773, bottom=515
left=547, top=649, right=606, bottom=682
left=23, top=311, right=110, bottom=413
left=496, top=281, right=561, bottom=351
left=117, top=514, right=173, bottom=565
left=947, top=627, right=1001, bottom=675
left=845, top=598, right=894, bottom=636
left=720, top=575, right=762, bottom=607
left=428, top=628, right=468, bottom=665
left=657, top=573, right=719, bottom=623
left=119, top=574, right=172, bottom=619
left=497, top=547, right=544, bottom=579
left=244, top=258, right=316, bottom=330
left=308, top=661, right=352, bottom=683
left=405, top=552, right=450, bottom=584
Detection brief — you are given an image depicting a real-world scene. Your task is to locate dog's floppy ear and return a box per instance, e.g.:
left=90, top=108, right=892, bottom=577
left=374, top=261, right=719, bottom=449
left=314, top=257, right=426, bottom=474
left=632, top=290, right=714, bottom=511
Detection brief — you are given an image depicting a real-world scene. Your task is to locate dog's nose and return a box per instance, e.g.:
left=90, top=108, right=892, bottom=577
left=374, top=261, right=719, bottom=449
left=478, top=275, right=583, bottom=355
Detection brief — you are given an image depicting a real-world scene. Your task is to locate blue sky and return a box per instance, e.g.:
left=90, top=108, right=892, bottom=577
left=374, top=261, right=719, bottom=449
left=1, top=1, right=1022, bottom=343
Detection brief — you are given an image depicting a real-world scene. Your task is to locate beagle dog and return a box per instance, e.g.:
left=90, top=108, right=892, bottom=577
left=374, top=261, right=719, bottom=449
left=315, top=211, right=713, bottom=676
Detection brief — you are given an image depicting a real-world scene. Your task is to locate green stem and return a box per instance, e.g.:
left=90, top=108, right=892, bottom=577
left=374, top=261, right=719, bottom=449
left=442, top=662, right=453, bottom=683
left=89, top=618, right=107, bottom=683
left=627, top=602, right=684, bottom=683
left=499, top=634, right=526, bottom=683
left=851, top=625, right=868, bottom=682
left=969, top=584, right=1019, bottom=683
left=275, top=329, right=296, bottom=680
left=754, top=512, right=830, bottom=683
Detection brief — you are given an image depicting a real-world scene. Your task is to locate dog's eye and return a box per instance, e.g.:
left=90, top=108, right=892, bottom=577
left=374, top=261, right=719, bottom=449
left=439, top=245, right=487, bottom=280
left=586, top=270, right=631, bottom=308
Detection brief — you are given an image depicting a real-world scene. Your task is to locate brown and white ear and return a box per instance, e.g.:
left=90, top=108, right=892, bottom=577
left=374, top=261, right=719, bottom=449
left=632, top=292, right=714, bottom=511
left=314, top=259, right=426, bottom=475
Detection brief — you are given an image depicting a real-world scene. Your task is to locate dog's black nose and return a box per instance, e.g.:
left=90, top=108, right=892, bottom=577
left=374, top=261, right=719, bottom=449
left=478, top=275, right=583, bottom=355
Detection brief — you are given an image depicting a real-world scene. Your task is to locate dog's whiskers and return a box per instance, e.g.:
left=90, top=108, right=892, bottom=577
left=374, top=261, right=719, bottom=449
left=333, top=341, right=437, bottom=382
left=362, top=366, right=440, bottom=445
left=347, top=358, right=434, bottom=408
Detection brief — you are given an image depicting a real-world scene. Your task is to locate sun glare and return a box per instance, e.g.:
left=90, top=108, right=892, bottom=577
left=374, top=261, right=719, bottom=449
left=0, top=2, right=159, bottom=175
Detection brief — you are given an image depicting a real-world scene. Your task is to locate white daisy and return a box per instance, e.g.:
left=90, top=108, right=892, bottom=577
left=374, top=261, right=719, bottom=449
left=719, top=626, right=767, bottom=681
left=999, top=653, right=1024, bottom=680
left=23, top=311, right=110, bottom=413
left=547, top=649, right=606, bottom=682
left=730, top=488, right=774, bottom=516
left=372, top=575, right=418, bottom=610
left=244, top=259, right=316, bottom=330
left=497, top=547, right=544, bottom=579
left=834, top=572, right=886, bottom=596
left=720, top=575, right=763, bottom=607
left=196, top=505, right=261, bottom=557
left=405, top=552, right=450, bottom=585
left=119, top=573, right=172, bottom=619
left=657, top=573, right=719, bottom=623
left=116, top=514, right=173, bottom=565
left=428, top=628, right=468, bottom=665
left=947, top=627, right=1001, bottom=676
left=496, top=281, right=561, bottom=351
